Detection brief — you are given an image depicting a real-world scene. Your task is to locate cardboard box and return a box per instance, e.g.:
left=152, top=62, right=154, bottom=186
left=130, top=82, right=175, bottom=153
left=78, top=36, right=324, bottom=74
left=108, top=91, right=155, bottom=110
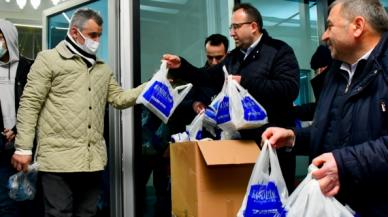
left=170, top=140, right=260, bottom=217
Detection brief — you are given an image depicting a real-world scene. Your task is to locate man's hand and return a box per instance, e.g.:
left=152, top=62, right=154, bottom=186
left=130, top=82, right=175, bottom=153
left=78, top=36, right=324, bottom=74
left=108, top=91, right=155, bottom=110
left=230, top=75, right=241, bottom=84
left=312, top=153, right=340, bottom=197
left=261, top=127, right=295, bottom=149
left=162, top=54, right=181, bottom=69
left=11, top=154, right=32, bottom=172
left=192, top=101, right=206, bottom=114
left=3, top=128, right=15, bottom=142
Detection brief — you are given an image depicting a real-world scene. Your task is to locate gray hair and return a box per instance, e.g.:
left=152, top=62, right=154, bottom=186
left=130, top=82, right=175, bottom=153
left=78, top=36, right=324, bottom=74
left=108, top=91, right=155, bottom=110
left=69, top=8, right=103, bottom=30
left=330, top=0, right=388, bottom=33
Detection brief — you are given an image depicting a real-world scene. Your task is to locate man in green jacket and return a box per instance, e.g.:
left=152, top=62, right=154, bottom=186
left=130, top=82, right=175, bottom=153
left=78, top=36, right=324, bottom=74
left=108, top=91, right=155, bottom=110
left=11, top=8, right=145, bottom=217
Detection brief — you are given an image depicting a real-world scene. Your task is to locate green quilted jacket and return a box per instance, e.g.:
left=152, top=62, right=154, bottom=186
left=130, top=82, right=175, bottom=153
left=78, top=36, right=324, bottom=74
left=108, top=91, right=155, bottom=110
left=15, top=41, right=146, bottom=172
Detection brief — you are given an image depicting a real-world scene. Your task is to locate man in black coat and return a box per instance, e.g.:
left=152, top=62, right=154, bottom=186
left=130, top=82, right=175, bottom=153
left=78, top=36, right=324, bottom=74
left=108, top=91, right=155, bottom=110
left=190, top=33, right=229, bottom=114
left=262, top=0, right=388, bottom=216
left=164, top=3, right=300, bottom=192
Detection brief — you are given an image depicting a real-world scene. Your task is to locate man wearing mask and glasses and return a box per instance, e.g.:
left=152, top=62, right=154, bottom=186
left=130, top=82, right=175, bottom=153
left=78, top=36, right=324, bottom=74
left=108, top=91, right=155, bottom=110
left=164, top=3, right=299, bottom=192
left=11, top=8, right=146, bottom=217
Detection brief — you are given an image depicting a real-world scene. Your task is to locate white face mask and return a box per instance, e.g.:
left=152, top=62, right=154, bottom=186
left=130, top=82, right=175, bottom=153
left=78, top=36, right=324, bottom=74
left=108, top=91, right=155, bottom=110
left=0, top=40, right=7, bottom=59
left=77, top=29, right=99, bottom=55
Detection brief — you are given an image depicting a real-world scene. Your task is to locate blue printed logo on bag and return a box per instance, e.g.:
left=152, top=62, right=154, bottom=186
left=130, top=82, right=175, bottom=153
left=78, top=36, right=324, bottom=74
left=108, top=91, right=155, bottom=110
left=244, top=182, right=286, bottom=217
left=242, top=96, right=267, bottom=121
left=216, top=96, right=231, bottom=124
left=142, top=81, right=173, bottom=118
left=187, top=129, right=202, bottom=140
left=204, top=103, right=218, bottom=124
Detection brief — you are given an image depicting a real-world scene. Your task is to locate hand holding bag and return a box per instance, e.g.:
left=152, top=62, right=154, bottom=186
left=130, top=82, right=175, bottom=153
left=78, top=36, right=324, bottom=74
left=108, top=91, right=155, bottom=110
left=282, top=164, right=356, bottom=217
left=237, top=140, right=288, bottom=217
left=136, top=61, right=193, bottom=123
left=8, top=162, right=39, bottom=201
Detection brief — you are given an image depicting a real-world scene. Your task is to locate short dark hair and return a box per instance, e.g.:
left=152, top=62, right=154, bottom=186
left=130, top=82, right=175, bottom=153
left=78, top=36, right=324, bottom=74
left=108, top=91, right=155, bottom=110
left=204, top=34, right=229, bottom=52
left=310, top=45, right=332, bottom=70
left=233, top=3, right=263, bottom=31
left=70, top=8, right=103, bottom=30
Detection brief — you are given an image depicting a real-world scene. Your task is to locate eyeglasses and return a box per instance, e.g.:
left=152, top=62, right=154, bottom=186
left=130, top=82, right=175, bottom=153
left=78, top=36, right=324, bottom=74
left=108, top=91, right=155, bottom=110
left=229, top=21, right=253, bottom=30
left=207, top=55, right=225, bottom=61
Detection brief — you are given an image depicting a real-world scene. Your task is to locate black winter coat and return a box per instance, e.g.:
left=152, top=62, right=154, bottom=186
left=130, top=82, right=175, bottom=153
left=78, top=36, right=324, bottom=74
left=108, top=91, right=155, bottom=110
left=177, top=29, right=300, bottom=133
left=296, top=32, right=388, bottom=216
left=293, top=69, right=327, bottom=121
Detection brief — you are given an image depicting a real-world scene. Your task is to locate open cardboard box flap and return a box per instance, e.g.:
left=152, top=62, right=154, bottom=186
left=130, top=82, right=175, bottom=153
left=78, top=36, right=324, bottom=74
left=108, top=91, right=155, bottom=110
left=197, top=140, right=259, bottom=166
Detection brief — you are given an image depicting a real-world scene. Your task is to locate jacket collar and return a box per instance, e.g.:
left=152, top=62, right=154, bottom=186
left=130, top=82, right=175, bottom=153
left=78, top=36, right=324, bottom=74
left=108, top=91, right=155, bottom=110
left=55, top=41, right=103, bottom=64
left=352, top=32, right=388, bottom=88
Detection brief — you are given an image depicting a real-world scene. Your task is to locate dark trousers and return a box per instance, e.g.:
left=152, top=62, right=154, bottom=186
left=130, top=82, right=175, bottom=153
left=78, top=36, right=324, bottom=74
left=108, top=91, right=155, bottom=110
left=142, top=154, right=171, bottom=217
left=0, top=151, right=20, bottom=217
left=40, top=172, right=101, bottom=217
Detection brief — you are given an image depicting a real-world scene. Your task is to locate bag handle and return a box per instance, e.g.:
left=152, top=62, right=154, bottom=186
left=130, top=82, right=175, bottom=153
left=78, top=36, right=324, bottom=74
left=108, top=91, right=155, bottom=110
left=248, top=141, right=288, bottom=199
left=161, top=59, right=193, bottom=104
left=173, top=83, right=193, bottom=103
left=159, top=60, right=168, bottom=77
left=230, top=79, right=248, bottom=95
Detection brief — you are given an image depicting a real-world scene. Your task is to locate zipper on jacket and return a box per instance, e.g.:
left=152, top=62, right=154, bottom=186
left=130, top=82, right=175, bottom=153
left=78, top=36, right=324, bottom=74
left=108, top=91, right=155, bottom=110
left=344, top=82, right=351, bottom=93
left=381, top=101, right=386, bottom=112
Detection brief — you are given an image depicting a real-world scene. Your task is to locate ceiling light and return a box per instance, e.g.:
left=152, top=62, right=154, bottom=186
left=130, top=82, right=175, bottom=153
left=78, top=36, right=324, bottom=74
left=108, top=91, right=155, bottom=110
left=5, top=0, right=11, bottom=3
left=51, top=0, right=60, bottom=5
left=30, top=0, right=41, bottom=10
left=16, top=0, right=27, bottom=9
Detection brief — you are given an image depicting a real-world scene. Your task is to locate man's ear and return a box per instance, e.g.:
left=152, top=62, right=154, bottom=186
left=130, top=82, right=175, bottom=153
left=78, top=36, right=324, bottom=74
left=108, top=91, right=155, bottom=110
left=352, top=16, right=365, bottom=38
left=251, top=21, right=259, bottom=33
left=69, top=26, right=78, bottom=39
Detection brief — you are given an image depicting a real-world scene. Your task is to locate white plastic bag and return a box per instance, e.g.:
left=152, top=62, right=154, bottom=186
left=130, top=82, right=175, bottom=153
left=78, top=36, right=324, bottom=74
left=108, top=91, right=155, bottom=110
left=237, top=140, right=288, bottom=217
left=8, top=162, right=39, bottom=201
left=216, top=66, right=268, bottom=132
left=136, top=61, right=193, bottom=123
left=170, top=113, right=203, bottom=143
left=170, top=132, right=190, bottom=143
left=228, top=78, right=268, bottom=129
left=186, top=112, right=204, bottom=141
left=212, top=69, right=235, bottom=132
left=203, top=91, right=224, bottom=127
left=282, top=164, right=356, bottom=217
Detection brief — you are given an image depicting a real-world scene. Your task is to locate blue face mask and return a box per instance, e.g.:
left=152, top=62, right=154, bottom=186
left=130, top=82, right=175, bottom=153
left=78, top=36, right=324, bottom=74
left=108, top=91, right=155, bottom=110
left=0, top=40, right=7, bottom=59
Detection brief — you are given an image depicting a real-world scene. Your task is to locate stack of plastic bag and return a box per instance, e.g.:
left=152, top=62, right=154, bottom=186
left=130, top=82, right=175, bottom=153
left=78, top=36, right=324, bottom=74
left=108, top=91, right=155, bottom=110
left=8, top=162, right=39, bottom=201
left=136, top=61, right=193, bottom=123
left=281, top=164, right=356, bottom=217
left=237, top=140, right=288, bottom=217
